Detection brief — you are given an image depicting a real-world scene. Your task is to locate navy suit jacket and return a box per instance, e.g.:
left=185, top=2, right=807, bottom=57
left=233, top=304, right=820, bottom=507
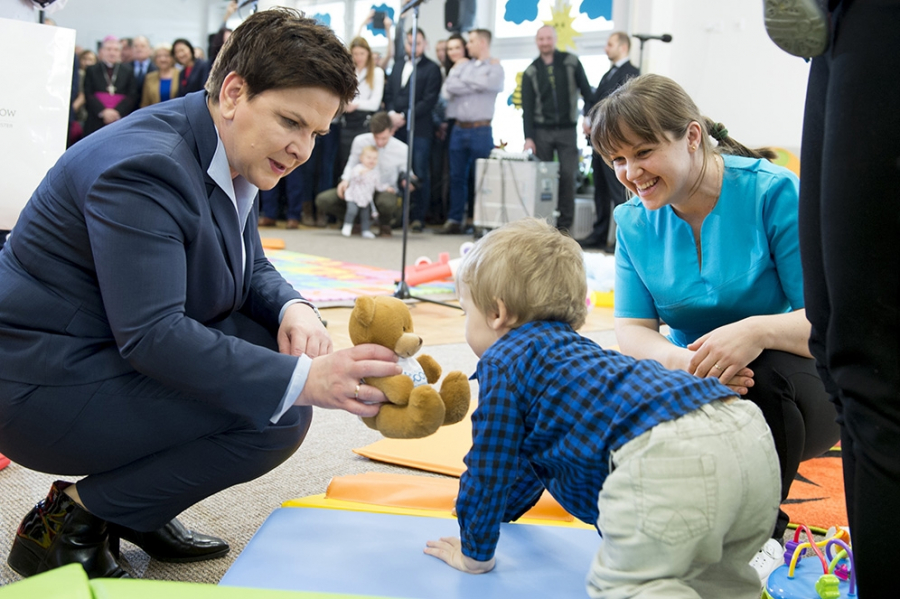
left=383, top=55, right=442, bottom=139
left=585, top=61, right=640, bottom=115
left=0, top=92, right=303, bottom=430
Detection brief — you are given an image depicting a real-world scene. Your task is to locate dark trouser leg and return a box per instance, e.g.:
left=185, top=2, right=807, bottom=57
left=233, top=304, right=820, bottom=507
left=590, top=152, right=626, bottom=243
left=446, top=127, right=469, bottom=224
left=410, top=135, right=433, bottom=224
left=373, top=192, right=401, bottom=226
left=742, top=350, right=839, bottom=538
left=258, top=185, right=282, bottom=221
left=535, top=128, right=579, bottom=231
left=798, top=2, right=900, bottom=593
left=0, top=313, right=312, bottom=532
left=283, top=164, right=311, bottom=222
left=315, top=188, right=347, bottom=223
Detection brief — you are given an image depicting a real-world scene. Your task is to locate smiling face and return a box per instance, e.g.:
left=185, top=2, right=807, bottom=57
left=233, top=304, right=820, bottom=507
left=153, top=48, right=174, bottom=71
left=360, top=147, right=379, bottom=169
left=607, top=123, right=702, bottom=211
left=446, top=38, right=466, bottom=64
left=216, top=73, right=340, bottom=190
left=173, top=41, right=194, bottom=66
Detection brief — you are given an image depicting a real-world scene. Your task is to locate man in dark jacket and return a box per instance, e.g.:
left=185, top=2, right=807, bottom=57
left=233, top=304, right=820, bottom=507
left=521, top=25, right=593, bottom=232
left=580, top=31, right=640, bottom=251
left=383, top=28, right=442, bottom=231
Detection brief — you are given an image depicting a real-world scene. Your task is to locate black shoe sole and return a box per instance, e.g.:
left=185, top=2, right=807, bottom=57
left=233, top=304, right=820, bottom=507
left=764, top=0, right=829, bottom=58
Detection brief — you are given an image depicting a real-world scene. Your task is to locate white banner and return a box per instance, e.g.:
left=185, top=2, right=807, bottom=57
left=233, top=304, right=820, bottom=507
left=0, top=18, right=75, bottom=229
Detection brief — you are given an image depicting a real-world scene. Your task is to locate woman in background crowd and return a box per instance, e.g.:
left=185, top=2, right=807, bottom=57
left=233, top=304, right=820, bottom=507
left=141, top=44, right=179, bottom=107
left=173, top=38, right=210, bottom=97
left=337, top=37, right=385, bottom=178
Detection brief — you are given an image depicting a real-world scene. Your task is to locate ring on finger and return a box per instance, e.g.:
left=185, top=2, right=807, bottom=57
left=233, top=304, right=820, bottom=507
left=713, top=363, right=723, bottom=371
left=354, top=384, right=360, bottom=400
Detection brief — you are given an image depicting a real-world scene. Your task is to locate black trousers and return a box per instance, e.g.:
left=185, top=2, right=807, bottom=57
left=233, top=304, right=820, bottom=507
left=0, top=312, right=312, bottom=532
left=743, top=351, right=839, bottom=538
left=590, top=152, right=628, bottom=243
left=798, top=0, right=900, bottom=594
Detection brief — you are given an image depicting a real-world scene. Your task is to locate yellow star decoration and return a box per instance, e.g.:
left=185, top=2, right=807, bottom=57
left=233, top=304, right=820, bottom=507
left=543, top=0, right=581, bottom=52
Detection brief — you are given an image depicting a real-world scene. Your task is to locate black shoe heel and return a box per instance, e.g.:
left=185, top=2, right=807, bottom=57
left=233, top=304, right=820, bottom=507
left=7, top=481, right=128, bottom=579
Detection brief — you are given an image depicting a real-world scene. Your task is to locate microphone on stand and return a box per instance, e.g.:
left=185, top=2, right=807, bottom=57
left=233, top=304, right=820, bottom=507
left=633, top=33, right=673, bottom=43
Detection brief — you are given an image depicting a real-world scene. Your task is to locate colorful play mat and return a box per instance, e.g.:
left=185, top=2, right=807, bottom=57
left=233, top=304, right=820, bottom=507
left=265, top=250, right=456, bottom=308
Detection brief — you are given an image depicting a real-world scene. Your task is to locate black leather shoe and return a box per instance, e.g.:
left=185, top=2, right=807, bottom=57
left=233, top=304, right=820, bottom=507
left=108, top=518, right=229, bottom=563
left=7, top=481, right=128, bottom=579
left=578, top=231, right=608, bottom=249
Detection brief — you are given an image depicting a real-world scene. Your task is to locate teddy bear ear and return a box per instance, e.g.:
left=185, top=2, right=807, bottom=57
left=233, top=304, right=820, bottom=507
left=353, top=296, right=377, bottom=327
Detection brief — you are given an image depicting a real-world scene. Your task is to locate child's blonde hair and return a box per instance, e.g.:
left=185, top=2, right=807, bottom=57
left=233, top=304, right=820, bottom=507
left=457, top=218, right=588, bottom=330
left=360, top=145, right=379, bottom=158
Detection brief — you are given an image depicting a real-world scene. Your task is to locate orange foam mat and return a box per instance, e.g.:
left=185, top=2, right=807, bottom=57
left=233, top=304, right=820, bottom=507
left=784, top=445, right=847, bottom=529
left=260, top=237, right=286, bottom=250
left=352, top=404, right=475, bottom=477
left=283, top=472, right=591, bottom=529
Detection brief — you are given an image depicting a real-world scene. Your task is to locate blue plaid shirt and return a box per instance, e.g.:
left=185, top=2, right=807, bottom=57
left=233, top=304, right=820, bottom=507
left=458, top=320, right=736, bottom=561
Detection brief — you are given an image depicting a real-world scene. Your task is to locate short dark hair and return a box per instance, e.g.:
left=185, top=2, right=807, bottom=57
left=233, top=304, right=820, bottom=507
left=610, top=31, right=631, bottom=51
left=369, top=111, right=392, bottom=134
left=406, top=28, right=427, bottom=40
left=469, top=29, right=492, bottom=44
left=206, top=8, right=357, bottom=109
left=172, top=38, right=195, bottom=57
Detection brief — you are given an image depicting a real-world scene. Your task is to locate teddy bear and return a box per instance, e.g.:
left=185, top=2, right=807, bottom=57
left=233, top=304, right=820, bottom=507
left=349, top=295, right=471, bottom=439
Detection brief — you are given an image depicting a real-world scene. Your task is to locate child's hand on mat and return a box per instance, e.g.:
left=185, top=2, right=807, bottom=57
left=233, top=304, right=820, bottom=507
left=424, top=537, right=495, bottom=574
left=295, top=344, right=400, bottom=416
left=279, top=302, right=332, bottom=358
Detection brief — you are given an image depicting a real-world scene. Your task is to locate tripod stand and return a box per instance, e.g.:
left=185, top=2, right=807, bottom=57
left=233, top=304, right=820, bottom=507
left=392, top=0, right=462, bottom=310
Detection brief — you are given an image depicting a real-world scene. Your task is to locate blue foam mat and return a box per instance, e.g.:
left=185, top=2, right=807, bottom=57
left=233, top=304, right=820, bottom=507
left=220, top=508, right=600, bottom=598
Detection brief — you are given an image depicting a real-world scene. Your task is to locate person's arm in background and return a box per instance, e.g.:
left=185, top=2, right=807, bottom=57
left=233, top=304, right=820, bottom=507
left=521, top=66, right=536, bottom=153
left=413, top=62, right=441, bottom=124
left=574, top=57, right=593, bottom=102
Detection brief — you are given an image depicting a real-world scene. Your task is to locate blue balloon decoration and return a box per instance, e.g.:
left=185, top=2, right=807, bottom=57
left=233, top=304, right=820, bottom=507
left=504, top=0, right=539, bottom=25
left=580, top=0, right=613, bottom=20
left=366, top=4, right=396, bottom=38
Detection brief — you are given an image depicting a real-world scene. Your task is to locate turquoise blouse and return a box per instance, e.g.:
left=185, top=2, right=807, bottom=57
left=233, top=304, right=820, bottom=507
left=613, top=154, right=803, bottom=348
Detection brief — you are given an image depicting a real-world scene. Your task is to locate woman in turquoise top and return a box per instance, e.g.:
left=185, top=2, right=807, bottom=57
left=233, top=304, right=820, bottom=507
left=589, top=74, right=839, bottom=577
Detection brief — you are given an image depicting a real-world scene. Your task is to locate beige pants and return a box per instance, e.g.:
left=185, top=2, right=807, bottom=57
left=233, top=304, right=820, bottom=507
left=587, top=399, right=781, bottom=599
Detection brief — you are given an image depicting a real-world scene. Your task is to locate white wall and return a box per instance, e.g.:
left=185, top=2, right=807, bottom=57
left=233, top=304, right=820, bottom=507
left=47, top=0, right=809, bottom=150
left=48, top=0, right=224, bottom=52
left=628, top=0, right=809, bottom=152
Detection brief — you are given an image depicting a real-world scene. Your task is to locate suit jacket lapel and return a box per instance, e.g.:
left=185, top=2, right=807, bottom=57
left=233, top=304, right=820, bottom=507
left=185, top=92, right=245, bottom=309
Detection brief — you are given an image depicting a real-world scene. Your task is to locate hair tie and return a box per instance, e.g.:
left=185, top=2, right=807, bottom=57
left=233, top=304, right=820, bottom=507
left=710, top=122, right=729, bottom=141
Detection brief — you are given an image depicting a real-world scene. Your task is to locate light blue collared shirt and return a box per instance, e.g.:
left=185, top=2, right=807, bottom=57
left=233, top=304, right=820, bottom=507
left=208, top=127, right=312, bottom=423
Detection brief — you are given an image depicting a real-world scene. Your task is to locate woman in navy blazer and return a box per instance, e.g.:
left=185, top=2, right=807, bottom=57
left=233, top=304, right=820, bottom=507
left=0, top=9, right=399, bottom=580
left=173, top=38, right=211, bottom=97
